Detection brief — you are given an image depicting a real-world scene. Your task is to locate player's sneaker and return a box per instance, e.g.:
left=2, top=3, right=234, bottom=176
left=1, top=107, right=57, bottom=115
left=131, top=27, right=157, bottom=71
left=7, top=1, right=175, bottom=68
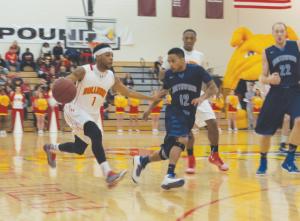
left=132, top=156, right=143, bottom=183
left=282, top=153, right=300, bottom=173
left=136, top=129, right=140, bottom=132
left=161, top=174, right=185, bottom=190
left=278, top=143, right=289, bottom=153
left=107, top=170, right=127, bottom=189
left=228, top=128, right=232, bottom=131
left=256, top=159, right=267, bottom=175
left=208, top=152, right=229, bottom=171
left=43, top=143, right=56, bottom=168
left=128, top=129, right=132, bottom=132
left=185, top=155, right=196, bottom=174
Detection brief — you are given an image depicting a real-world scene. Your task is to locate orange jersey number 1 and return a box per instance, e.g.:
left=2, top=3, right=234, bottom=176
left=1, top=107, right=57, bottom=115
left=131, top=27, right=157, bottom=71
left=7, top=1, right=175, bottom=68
left=92, top=97, right=96, bottom=106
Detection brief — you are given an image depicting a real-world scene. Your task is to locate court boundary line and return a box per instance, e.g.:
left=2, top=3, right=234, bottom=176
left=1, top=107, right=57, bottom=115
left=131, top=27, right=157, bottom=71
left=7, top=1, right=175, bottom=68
left=176, top=184, right=300, bottom=221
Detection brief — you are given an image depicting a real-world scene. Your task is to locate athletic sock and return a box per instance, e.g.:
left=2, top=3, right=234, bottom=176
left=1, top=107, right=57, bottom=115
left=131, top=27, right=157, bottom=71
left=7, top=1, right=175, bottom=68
left=260, top=152, right=267, bottom=161
left=50, top=143, right=60, bottom=153
left=211, top=145, right=219, bottom=153
left=100, top=161, right=111, bottom=178
left=281, top=135, right=287, bottom=144
left=140, top=156, right=150, bottom=168
left=288, top=144, right=297, bottom=156
left=167, top=164, right=175, bottom=176
left=187, top=148, right=194, bottom=156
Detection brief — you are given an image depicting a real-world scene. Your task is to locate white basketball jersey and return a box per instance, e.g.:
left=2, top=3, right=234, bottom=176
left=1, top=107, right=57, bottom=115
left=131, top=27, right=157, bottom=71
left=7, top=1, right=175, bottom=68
left=71, top=64, right=115, bottom=115
left=162, top=47, right=208, bottom=70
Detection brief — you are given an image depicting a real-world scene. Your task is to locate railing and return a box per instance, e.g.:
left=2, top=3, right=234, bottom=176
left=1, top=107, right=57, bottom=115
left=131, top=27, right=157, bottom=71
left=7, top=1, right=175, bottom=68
left=140, top=58, right=145, bottom=83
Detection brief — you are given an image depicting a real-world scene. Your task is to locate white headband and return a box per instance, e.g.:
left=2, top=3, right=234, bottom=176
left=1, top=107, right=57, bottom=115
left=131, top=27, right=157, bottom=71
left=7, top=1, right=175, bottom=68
left=93, top=47, right=113, bottom=58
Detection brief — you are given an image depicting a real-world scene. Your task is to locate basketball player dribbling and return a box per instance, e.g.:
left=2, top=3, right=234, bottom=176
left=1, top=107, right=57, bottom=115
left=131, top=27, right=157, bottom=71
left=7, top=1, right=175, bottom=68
left=158, top=29, right=228, bottom=173
left=43, top=44, right=167, bottom=188
left=132, top=48, right=218, bottom=189
left=256, top=22, right=300, bottom=175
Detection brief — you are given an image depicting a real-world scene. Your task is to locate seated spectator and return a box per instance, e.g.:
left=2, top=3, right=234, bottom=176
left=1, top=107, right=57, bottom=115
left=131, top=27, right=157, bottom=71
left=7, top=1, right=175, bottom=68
left=21, top=48, right=35, bottom=71
left=41, top=59, right=51, bottom=80
left=56, top=55, right=70, bottom=73
left=5, top=78, right=13, bottom=88
left=57, top=66, right=69, bottom=78
left=0, top=54, right=9, bottom=75
left=123, top=73, right=134, bottom=89
left=46, top=67, right=56, bottom=82
left=12, top=40, right=21, bottom=59
left=49, top=55, right=57, bottom=67
left=36, top=53, right=45, bottom=78
left=21, top=79, right=31, bottom=102
left=53, top=42, right=63, bottom=60
left=42, top=42, right=51, bottom=57
left=69, top=66, right=75, bottom=74
left=154, top=56, right=163, bottom=78
left=5, top=46, right=20, bottom=72
left=12, top=72, right=24, bottom=88
left=80, top=50, right=94, bottom=65
left=107, top=88, right=116, bottom=102
left=40, top=79, right=47, bottom=88
left=65, top=49, right=81, bottom=64
left=69, top=60, right=76, bottom=69
left=103, top=97, right=111, bottom=119
left=0, top=73, right=6, bottom=86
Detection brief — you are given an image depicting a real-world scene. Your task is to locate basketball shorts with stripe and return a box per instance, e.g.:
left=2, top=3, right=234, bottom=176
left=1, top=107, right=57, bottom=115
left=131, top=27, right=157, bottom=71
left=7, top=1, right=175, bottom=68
left=160, top=105, right=195, bottom=158
left=64, top=103, right=103, bottom=144
left=255, top=86, right=300, bottom=136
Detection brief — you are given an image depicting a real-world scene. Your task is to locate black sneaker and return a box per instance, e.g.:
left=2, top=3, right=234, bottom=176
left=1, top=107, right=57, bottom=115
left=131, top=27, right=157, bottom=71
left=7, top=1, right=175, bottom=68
left=278, top=143, right=289, bottom=153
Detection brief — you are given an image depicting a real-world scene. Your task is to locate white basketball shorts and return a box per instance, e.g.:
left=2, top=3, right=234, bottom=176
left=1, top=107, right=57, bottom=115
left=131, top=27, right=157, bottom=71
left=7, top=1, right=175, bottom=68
left=64, top=103, right=103, bottom=144
left=194, top=91, right=216, bottom=127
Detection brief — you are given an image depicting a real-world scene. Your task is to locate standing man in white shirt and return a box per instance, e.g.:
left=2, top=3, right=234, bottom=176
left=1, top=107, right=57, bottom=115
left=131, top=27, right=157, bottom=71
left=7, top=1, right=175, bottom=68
left=158, top=29, right=229, bottom=173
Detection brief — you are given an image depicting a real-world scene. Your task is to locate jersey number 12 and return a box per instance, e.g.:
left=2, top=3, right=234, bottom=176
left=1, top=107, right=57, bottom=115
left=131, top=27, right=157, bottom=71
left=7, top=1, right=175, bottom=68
left=180, top=94, right=189, bottom=106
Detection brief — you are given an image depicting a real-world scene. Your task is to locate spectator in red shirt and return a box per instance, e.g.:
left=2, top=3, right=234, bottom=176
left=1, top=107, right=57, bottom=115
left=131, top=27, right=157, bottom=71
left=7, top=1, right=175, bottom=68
left=21, top=79, right=31, bottom=102
left=21, top=48, right=35, bottom=71
left=5, top=46, right=20, bottom=72
left=46, top=67, right=56, bottom=82
left=56, top=55, right=70, bottom=73
left=41, top=59, right=51, bottom=80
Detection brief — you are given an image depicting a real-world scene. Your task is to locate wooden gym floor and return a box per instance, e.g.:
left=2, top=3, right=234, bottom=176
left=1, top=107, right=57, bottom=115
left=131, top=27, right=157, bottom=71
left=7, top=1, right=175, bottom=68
left=0, top=130, right=299, bottom=221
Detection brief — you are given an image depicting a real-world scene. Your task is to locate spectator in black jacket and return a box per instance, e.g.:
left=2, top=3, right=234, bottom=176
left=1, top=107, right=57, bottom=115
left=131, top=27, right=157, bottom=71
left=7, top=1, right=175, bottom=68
left=53, top=42, right=63, bottom=60
left=123, top=73, right=134, bottom=90
left=21, top=48, right=35, bottom=71
left=0, top=54, right=8, bottom=75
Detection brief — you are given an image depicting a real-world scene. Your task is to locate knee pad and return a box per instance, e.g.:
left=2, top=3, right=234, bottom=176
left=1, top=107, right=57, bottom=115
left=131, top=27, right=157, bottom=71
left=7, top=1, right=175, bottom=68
left=175, top=142, right=186, bottom=151
left=159, top=149, right=167, bottom=160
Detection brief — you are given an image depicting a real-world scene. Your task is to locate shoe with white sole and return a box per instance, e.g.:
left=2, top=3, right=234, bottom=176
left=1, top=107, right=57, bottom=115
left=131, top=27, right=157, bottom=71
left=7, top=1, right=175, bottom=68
left=43, top=143, right=57, bottom=168
left=161, top=174, right=185, bottom=190
left=132, top=156, right=143, bottom=183
left=106, top=170, right=127, bottom=189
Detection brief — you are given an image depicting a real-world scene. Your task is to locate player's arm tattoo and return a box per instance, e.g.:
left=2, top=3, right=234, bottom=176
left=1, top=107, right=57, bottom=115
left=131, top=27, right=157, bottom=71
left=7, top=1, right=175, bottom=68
left=202, top=80, right=217, bottom=100
left=66, top=67, right=86, bottom=82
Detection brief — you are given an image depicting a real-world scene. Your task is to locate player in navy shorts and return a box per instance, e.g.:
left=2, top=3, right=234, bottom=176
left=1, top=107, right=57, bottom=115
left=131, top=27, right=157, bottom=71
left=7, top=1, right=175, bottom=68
left=131, top=48, right=217, bottom=190
left=256, top=22, right=300, bottom=175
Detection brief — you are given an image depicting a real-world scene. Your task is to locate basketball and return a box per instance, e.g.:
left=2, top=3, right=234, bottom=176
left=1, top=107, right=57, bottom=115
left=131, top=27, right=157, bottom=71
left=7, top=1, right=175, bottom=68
left=52, top=78, right=77, bottom=103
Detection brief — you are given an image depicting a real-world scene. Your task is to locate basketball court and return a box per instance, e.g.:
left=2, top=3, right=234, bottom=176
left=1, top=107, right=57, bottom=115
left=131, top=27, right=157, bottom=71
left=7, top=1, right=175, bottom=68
left=1, top=130, right=299, bottom=220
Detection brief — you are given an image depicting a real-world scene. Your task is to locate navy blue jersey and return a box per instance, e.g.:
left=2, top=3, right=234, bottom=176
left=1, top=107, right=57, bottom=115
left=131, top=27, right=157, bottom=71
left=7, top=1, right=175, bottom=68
left=163, top=64, right=213, bottom=117
left=266, top=41, right=300, bottom=86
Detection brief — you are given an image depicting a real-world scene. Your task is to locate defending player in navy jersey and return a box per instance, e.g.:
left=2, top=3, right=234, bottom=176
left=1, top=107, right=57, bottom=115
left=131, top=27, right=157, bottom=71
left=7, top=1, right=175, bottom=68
left=256, top=22, right=300, bottom=175
left=132, top=48, right=217, bottom=190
